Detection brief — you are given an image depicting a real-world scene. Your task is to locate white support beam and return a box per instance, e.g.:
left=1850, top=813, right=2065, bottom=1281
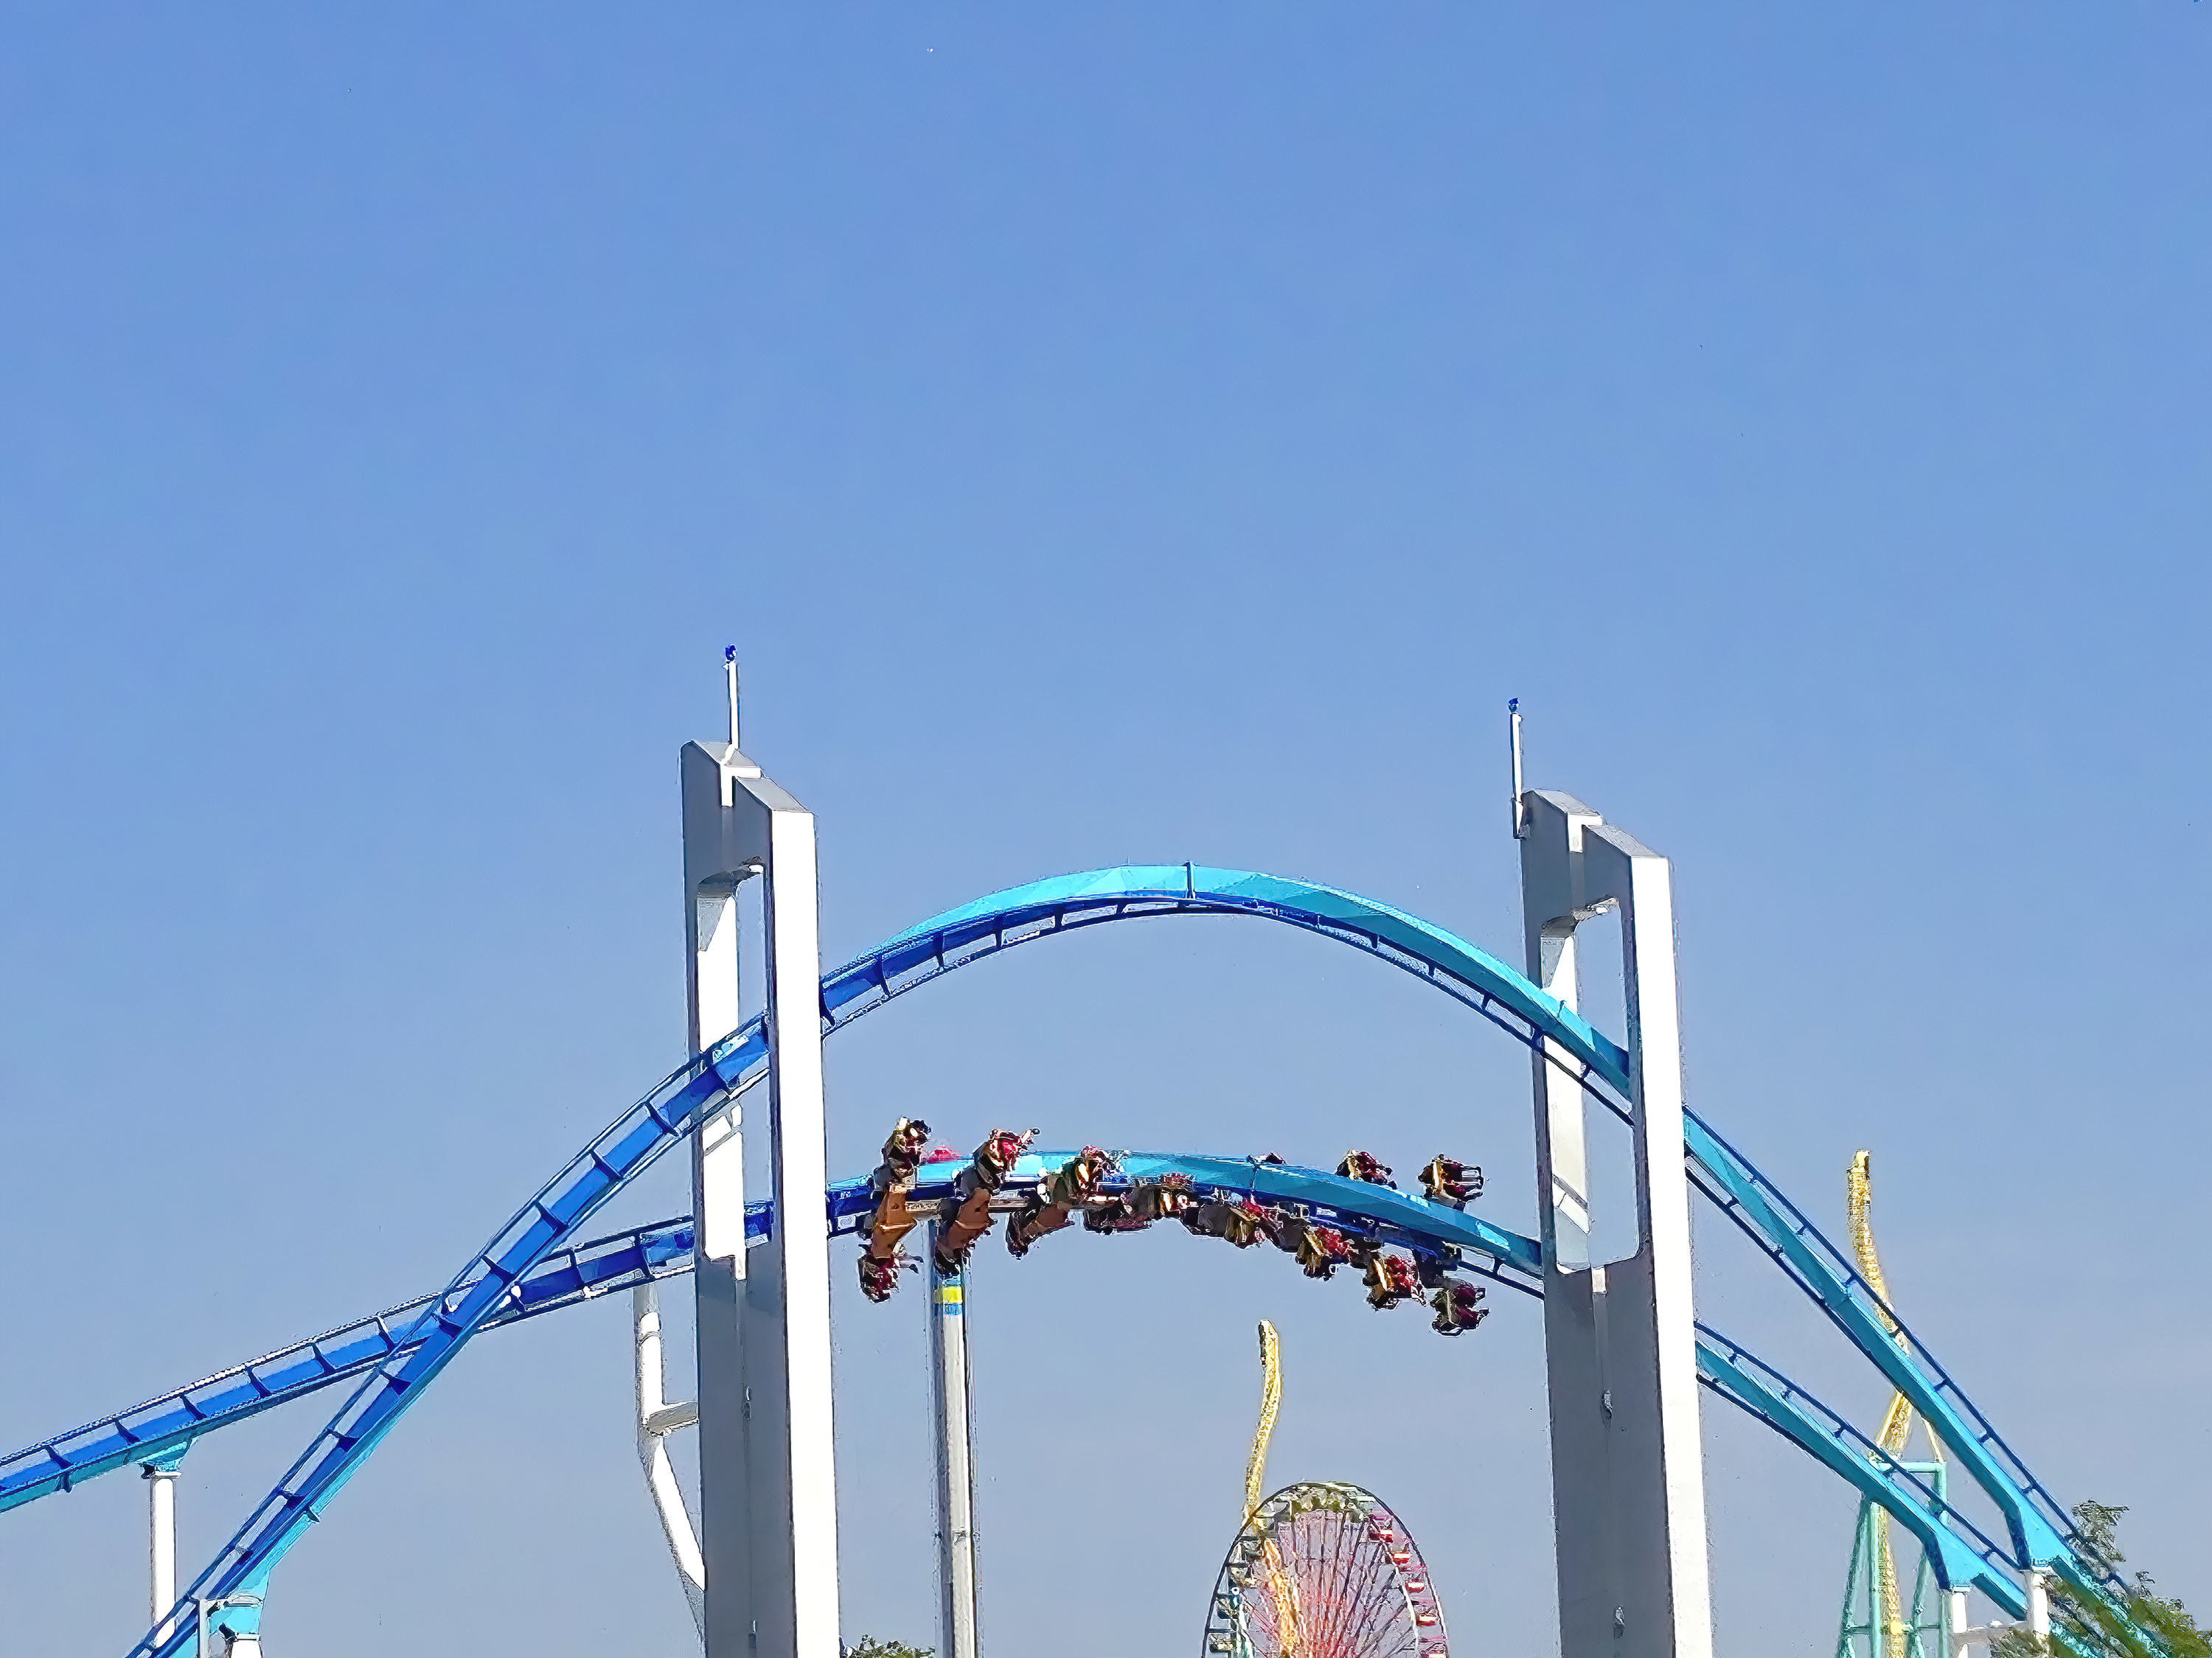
left=1520, top=790, right=1714, bottom=1658
left=635, top=1281, right=707, bottom=1641
left=681, top=731, right=841, bottom=1658
left=928, top=1234, right=981, bottom=1658
left=1947, top=1589, right=2037, bottom=1658
left=647, top=1399, right=703, bottom=1440
left=142, top=1459, right=181, bottom=1645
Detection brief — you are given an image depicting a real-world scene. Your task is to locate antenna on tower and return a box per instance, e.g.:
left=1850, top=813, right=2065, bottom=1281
left=724, top=647, right=741, bottom=750
left=1508, top=699, right=1527, bottom=839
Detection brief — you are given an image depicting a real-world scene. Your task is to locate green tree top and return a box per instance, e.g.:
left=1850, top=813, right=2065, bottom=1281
left=842, top=1638, right=934, bottom=1658
left=1989, top=1503, right=2207, bottom=1658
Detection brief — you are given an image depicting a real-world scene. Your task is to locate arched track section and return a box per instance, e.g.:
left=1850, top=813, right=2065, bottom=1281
left=835, top=865, right=1630, bottom=1095
left=107, top=865, right=2097, bottom=1656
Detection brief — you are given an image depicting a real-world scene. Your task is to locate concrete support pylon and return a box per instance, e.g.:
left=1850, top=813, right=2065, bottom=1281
left=1519, top=790, right=1714, bottom=1658
left=683, top=714, right=841, bottom=1658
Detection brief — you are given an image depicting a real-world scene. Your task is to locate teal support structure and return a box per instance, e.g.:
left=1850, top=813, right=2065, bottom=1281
left=1838, top=1463, right=1950, bottom=1658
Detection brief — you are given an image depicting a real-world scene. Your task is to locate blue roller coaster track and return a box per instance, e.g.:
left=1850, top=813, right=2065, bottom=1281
left=0, top=865, right=2117, bottom=1656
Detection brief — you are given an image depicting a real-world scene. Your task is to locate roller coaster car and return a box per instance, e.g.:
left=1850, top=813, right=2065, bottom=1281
left=1007, top=1148, right=1118, bottom=1259
left=1133, top=1173, right=1196, bottom=1220
left=1417, top=1155, right=1483, bottom=1206
left=858, top=1251, right=917, bottom=1303
left=929, top=1128, right=1040, bottom=1277
left=871, top=1117, right=933, bottom=1187
left=973, top=1127, right=1038, bottom=1189
left=1228, top=1200, right=1280, bottom=1247
left=858, top=1121, right=931, bottom=1300
left=1006, top=1192, right=1071, bottom=1258
left=1082, top=1174, right=1197, bottom=1234
left=1338, top=1150, right=1395, bottom=1187
left=863, top=1184, right=921, bottom=1258
left=1181, top=1197, right=1279, bottom=1249
left=1041, top=1146, right=1116, bottom=1209
left=1082, top=1199, right=1147, bottom=1235
left=1363, top=1253, right=1420, bottom=1310
left=931, top=1186, right=995, bottom=1277
left=1293, top=1223, right=1353, bottom=1280
left=1429, top=1282, right=1489, bottom=1336
left=1413, top=1246, right=1462, bottom=1290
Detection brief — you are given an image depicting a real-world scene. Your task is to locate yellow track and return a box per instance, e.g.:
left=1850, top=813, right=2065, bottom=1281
left=1245, top=1320, right=1283, bottom=1521
left=1245, top=1320, right=1303, bottom=1656
left=1848, top=1152, right=1941, bottom=1658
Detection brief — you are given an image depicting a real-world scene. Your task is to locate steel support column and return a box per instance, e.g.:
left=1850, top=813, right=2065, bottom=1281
left=1520, top=790, right=1714, bottom=1658
left=683, top=731, right=841, bottom=1658
left=928, top=1233, right=981, bottom=1658
left=143, top=1459, right=181, bottom=1645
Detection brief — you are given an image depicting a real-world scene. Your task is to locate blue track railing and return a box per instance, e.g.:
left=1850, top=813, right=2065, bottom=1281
left=0, top=1218, right=702, bottom=1515
left=36, top=864, right=2095, bottom=1655
left=14, top=1184, right=2020, bottom=1616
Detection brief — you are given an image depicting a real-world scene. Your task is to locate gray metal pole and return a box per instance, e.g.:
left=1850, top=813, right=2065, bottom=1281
left=928, top=1227, right=981, bottom=1658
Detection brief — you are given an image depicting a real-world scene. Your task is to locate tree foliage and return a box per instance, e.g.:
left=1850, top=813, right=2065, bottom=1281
left=842, top=1639, right=934, bottom=1658
left=1989, top=1503, right=2208, bottom=1658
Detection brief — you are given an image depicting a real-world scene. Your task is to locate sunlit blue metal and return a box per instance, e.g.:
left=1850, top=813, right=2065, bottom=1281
left=1693, top=1328, right=2023, bottom=1615
left=41, top=1188, right=2013, bottom=1651
left=114, top=864, right=2094, bottom=1655
left=30, top=1178, right=2006, bottom=1641
left=0, top=1217, right=704, bottom=1516
left=45, top=1164, right=2033, bottom=1658
left=44, top=1181, right=2011, bottom=1643
left=15, top=1138, right=1538, bottom=1537
left=1679, top=1110, right=2101, bottom=1589
left=857, top=864, right=1626, bottom=1079
left=1680, top=1111, right=2070, bottom=1577
left=130, top=1054, right=733, bottom=1657
left=824, top=865, right=1632, bottom=1094
left=1107, top=1152, right=1544, bottom=1278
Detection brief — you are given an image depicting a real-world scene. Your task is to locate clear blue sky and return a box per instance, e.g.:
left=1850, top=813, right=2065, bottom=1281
left=2, top=6, right=2206, bottom=1656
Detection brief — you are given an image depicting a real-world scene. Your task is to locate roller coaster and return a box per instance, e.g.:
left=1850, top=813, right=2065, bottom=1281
left=0, top=706, right=2141, bottom=1658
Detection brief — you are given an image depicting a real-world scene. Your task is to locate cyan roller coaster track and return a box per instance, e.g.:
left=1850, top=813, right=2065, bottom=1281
left=1, top=865, right=2117, bottom=1657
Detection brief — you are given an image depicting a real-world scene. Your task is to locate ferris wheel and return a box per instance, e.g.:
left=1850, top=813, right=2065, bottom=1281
left=1202, top=1322, right=1450, bottom=1658
left=1202, top=1480, right=1450, bottom=1658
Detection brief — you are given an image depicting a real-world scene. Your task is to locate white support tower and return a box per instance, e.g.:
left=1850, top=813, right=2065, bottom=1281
left=682, top=669, right=842, bottom=1658
left=1519, top=789, right=1714, bottom=1658
left=142, top=1458, right=181, bottom=1646
left=928, top=1233, right=981, bottom=1658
